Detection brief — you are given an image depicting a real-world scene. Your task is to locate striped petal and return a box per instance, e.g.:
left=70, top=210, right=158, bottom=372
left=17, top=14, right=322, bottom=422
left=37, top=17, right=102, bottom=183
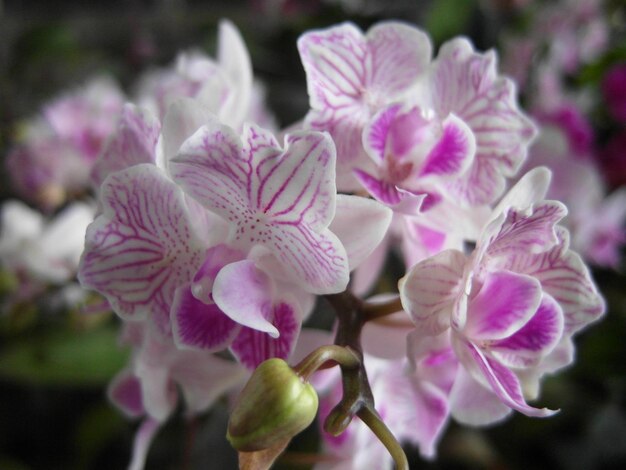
left=230, top=301, right=302, bottom=370
left=431, top=38, right=537, bottom=205
left=464, top=270, right=542, bottom=341
left=501, top=227, right=605, bottom=334
left=400, top=249, right=466, bottom=336
left=171, top=286, right=241, bottom=352
left=78, top=164, right=208, bottom=334
left=490, top=294, right=564, bottom=368
left=171, top=123, right=349, bottom=294
left=298, top=22, right=431, bottom=189
left=91, top=104, right=160, bottom=188
left=454, top=338, right=557, bottom=417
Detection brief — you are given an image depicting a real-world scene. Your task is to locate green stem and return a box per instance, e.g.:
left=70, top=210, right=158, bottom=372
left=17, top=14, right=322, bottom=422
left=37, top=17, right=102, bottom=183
left=361, top=295, right=404, bottom=321
left=358, top=406, right=409, bottom=470
left=293, top=345, right=360, bottom=382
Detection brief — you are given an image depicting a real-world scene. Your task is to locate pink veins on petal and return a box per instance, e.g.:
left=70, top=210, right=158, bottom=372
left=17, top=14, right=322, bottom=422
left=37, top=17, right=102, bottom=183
left=78, top=164, right=208, bottom=333
left=297, top=22, right=432, bottom=188
left=170, top=120, right=349, bottom=294
left=431, top=38, right=537, bottom=205
left=230, top=301, right=301, bottom=370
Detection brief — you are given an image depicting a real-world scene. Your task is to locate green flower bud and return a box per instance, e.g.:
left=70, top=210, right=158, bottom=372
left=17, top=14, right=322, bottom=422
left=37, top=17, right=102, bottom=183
left=227, top=358, right=319, bottom=452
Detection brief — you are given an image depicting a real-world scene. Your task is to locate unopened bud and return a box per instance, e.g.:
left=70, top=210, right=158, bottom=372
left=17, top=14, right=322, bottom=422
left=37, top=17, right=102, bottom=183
left=227, top=358, right=318, bottom=452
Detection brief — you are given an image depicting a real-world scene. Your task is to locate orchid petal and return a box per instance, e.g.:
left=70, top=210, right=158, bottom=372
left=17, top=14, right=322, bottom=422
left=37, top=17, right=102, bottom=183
left=91, top=104, right=160, bottom=188
left=421, top=114, right=475, bottom=177
left=464, top=270, right=542, bottom=341
left=492, top=166, right=552, bottom=217
left=135, top=335, right=178, bottom=421
left=330, top=194, right=392, bottom=270
left=485, top=201, right=567, bottom=257
left=217, top=20, right=253, bottom=127
left=307, top=109, right=371, bottom=190
left=351, top=233, right=389, bottom=296
left=374, top=362, right=449, bottom=460
left=190, top=244, right=245, bottom=303
left=491, top=294, right=564, bottom=368
left=354, top=168, right=403, bottom=205
left=172, top=124, right=349, bottom=294
left=170, top=351, right=247, bottom=413
left=400, top=249, right=466, bottom=336
left=431, top=38, right=537, bottom=204
left=298, top=22, right=367, bottom=111
left=362, top=311, right=412, bottom=359
left=367, top=22, right=432, bottom=98
left=78, top=164, right=208, bottom=334
left=449, top=367, right=512, bottom=426
left=363, top=103, right=402, bottom=163
left=455, top=338, right=557, bottom=417
left=502, top=227, right=605, bottom=334
left=129, top=418, right=161, bottom=470
left=107, top=368, right=145, bottom=418
left=230, top=301, right=302, bottom=369
left=28, top=201, right=95, bottom=283
left=171, top=286, right=241, bottom=352
left=212, top=259, right=278, bottom=336
left=517, top=338, right=575, bottom=400
left=407, top=329, right=454, bottom=374
left=160, top=98, right=213, bottom=170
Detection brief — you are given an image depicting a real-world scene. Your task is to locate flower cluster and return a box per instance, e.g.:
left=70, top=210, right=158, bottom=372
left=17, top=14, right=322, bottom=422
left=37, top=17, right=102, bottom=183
left=2, top=16, right=608, bottom=470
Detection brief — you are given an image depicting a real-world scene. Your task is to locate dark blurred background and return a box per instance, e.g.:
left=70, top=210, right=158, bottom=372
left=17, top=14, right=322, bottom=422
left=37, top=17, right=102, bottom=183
left=1, top=1, right=625, bottom=469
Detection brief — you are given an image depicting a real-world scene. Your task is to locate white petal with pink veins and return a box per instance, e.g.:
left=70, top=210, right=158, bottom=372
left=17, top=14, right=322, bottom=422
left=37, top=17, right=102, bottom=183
left=400, top=249, right=466, bottom=336
left=430, top=38, right=537, bottom=205
left=501, top=227, right=605, bottom=335
left=298, top=22, right=431, bottom=190
left=78, top=164, right=208, bottom=334
left=485, top=201, right=567, bottom=258
left=366, top=22, right=432, bottom=100
left=230, top=300, right=302, bottom=370
left=172, top=123, right=349, bottom=294
left=171, top=285, right=241, bottom=352
left=298, top=22, right=369, bottom=111
left=91, top=104, right=160, bottom=188
left=453, top=338, right=557, bottom=417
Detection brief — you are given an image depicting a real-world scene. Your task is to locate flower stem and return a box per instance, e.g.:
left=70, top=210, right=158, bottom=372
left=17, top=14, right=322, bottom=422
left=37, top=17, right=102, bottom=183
left=293, top=345, right=360, bottom=382
left=358, top=406, right=408, bottom=470
left=321, top=291, right=408, bottom=469
left=361, top=295, right=404, bottom=321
